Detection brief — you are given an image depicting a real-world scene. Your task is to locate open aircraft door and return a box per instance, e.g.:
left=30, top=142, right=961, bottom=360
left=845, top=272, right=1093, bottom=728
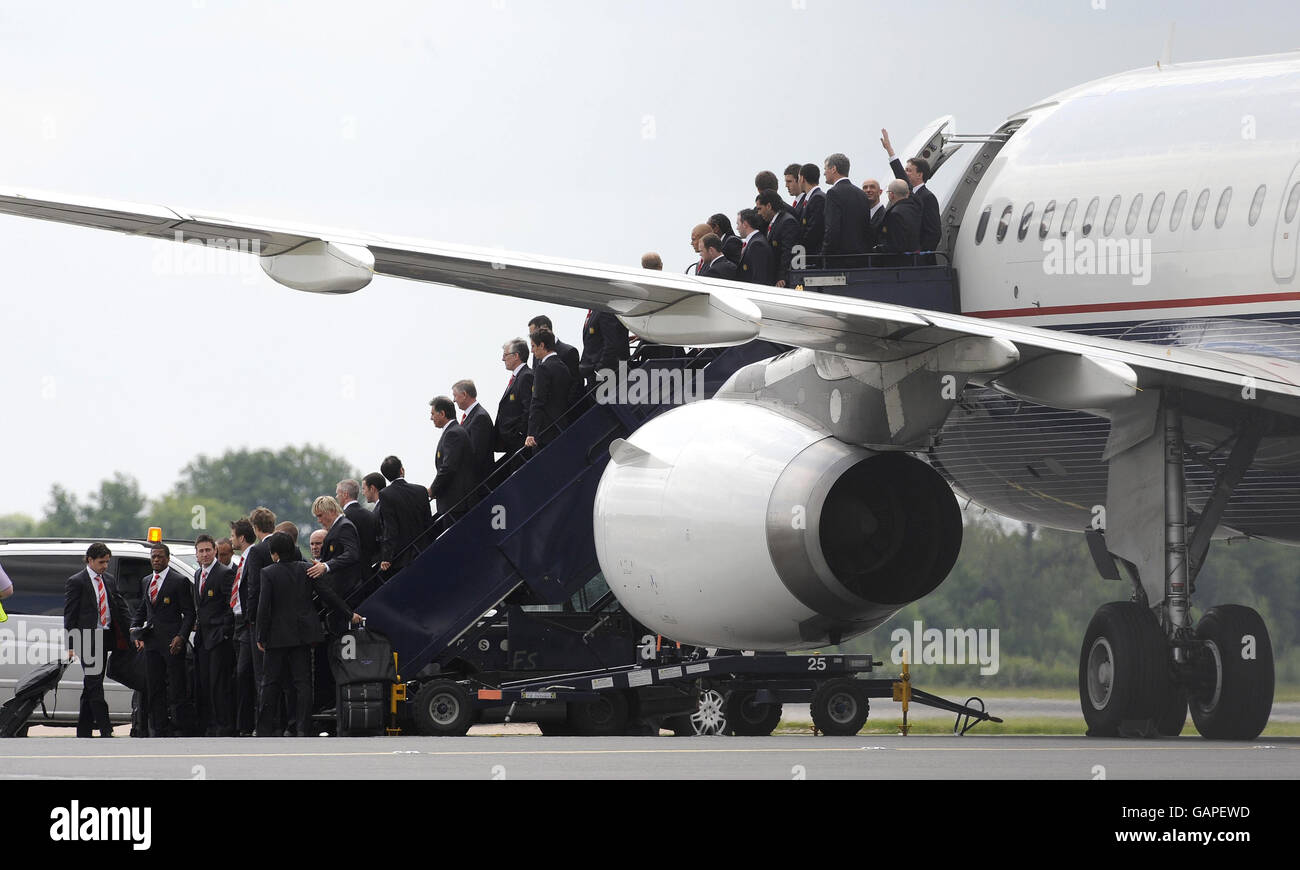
left=1274, top=160, right=1300, bottom=283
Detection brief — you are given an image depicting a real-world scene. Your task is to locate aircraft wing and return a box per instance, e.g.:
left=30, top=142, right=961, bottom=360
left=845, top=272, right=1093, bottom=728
left=3, top=186, right=1300, bottom=422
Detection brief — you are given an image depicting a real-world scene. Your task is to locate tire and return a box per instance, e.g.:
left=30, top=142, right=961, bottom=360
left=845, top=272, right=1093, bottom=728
left=725, top=690, right=783, bottom=736
left=1078, top=602, right=1173, bottom=737
left=810, top=679, right=869, bottom=736
left=667, top=688, right=728, bottom=736
left=1189, top=605, right=1274, bottom=740
left=567, top=691, right=630, bottom=736
left=412, top=680, right=477, bottom=736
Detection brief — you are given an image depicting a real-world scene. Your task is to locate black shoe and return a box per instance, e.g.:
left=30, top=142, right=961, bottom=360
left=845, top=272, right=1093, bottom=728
left=238, top=731, right=254, bottom=737
left=99, top=729, right=113, bottom=739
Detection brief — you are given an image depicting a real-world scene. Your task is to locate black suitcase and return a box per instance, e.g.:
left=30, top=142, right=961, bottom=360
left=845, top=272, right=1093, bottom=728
left=0, top=661, right=68, bottom=738
left=328, top=627, right=397, bottom=687
left=336, top=682, right=385, bottom=736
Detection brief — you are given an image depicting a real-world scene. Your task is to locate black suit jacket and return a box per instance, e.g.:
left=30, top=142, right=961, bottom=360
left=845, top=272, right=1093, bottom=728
left=64, top=568, right=131, bottom=652
left=874, top=197, right=923, bottom=262
left=320, top=515, right=362, bottom=598
left=343, top=501, right=379, bottom=572
left=376, top=479, right=434, bottom=565
left=866, top=203, right=887, bottom=250
left=132, top=567, right=195, bottom=652
left=528, top=353, right=572, bottom=446
left=720, top=234, right=744, bottom=266
left=257, top=561, right=341, bottom=649
left=738, top=233, right=775, bottom=285
left=238, top=539, right=272, bottom=624
left=579, top=311, right=630, bottom=385
left=698, top=255, right=740, bottom=280
left=890, top=158, right=941, bottom=252
left=431, top=420, right=476, bottom=514
left=461, top=403, right=495, bottom=482
left=193, top=562, right=235, bottom=650
left=824, top=178, right=873, bottom=264
left=766, top=210, right=800, bottom=285
left=496, top=364, right=534, bottom=454
left=799, top=188, right=826, bottom=256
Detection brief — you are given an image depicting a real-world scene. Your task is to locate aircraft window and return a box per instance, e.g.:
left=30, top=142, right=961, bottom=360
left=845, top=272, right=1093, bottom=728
left=1191, top=188, right=1210, bottom=229
left=1103, top=195, right=1121, bottom=235
left=1081, top=197, right=1099, bottom=236
left=975, top=206, right=992, bottom=244
left=1214, top=187, right=1232, bottom=229
left=1288, top=183, right=1300, bottom=223
left=1147, top=192, right=1165, bottom=233
left=1169, top=190, right=1188, bottom=231
left=1059, top=198, right=1078, bottom=236
left=1038, top=200, right=1056, bottom=240
left=1017, top=202, right=1035, bottom=241
left=1124, top=194, right=1144, bottom=235
left=1248, top=185, right=1267, bottom=227
left=996, top=204, right=1013, bottom=242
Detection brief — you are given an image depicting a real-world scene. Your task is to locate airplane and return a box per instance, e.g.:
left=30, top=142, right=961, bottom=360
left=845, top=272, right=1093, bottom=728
left=3, top=50, right=1298, bottom=741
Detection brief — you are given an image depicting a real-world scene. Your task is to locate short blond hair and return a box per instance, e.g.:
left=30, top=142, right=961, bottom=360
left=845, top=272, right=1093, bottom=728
left=312, top=496, right=342, bottom=517
left=250, top=506, right=277, bottom=534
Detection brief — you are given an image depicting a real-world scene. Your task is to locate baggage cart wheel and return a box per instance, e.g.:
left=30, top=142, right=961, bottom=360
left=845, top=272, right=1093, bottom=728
left=567, top=691, right=630, bottom=736
left=725, top=690, right=783, bottom=736
left=810, top=679, right=869, bottom=736
left=412, top=680, right=477, bottom=736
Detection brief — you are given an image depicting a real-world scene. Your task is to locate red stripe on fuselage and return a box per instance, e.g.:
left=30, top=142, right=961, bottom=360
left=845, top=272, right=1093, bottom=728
left=968, top=292, right=1300, bottom=319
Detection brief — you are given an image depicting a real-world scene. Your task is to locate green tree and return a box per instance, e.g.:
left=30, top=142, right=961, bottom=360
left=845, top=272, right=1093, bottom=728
left=145, top=493, right=251, bottom=542
left=0, top=513, right=37, bottom=537
left=80, top=473, right=148, bottom=539
left=172, top=444, right=358, bottom=530
left=36, top=484, right=88, bottom=536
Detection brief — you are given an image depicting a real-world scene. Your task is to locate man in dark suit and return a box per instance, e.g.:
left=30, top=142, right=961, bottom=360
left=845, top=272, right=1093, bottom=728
left=131, top=543, right=195, bottom=738
left=428, top=395, right=476, bottom=521
left=525, top=329, right=573, bottom=450
left=684, top=224, right=711, bottom=275
left=863, top=178, right=887, bottom=250
left=258, top=532, right=360, bottom=737
left=757, top=191, right=800, bottom=288
left=240, top=506, right=276, bottom=722
left=307, top=497, right=362, bottom=631
left=882, top=129, right=941, bottom=262
left=228, top=518, right=257, bottom=735
left=822, top=152, right=873, bottom=268
left=579, top=309, right=630, bottom=391
left=376, top=456, right=434, bottom=575
left=528, top=314, right=583, bottom=414
left=707, top=214, right=745, bottom=266
left=797, top=164, right=826, bottom=258
left=191, top=534, right=235, bottom=737
left=873, top=180, right=923, bottom=266
left=784, top=163, right=804, bottom=212
left=335, top=479, right=378, bottom=577
left=495, top=338, right=534, bottom=459
left=452, top=379, right=495, bottom=487
left=735, top=209, right=775, bottom=285
left=697, top=234, right=740, bottom=280
left=63, top=543, right=131, bottom=738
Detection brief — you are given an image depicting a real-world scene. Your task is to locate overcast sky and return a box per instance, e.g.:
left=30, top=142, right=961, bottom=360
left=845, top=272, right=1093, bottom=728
left=1, top=0, right=1297, bottom=521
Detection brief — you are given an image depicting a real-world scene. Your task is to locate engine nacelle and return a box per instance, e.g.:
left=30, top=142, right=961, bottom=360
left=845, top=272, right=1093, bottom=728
left=594, top=399, right=962, bottom=650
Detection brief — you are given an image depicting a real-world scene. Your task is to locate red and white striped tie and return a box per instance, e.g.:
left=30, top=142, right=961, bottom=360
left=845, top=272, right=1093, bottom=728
left=199, top=568, right=209, bottom=597
left=94, top=576, right=109, bottom=628
left=230, top=563, right=242, bottom=609
left=148, top=573, right=161, bottom=603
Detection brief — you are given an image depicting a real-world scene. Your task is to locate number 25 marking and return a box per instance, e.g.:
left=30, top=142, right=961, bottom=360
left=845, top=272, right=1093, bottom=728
left=807, top=657, right=826, bottom=671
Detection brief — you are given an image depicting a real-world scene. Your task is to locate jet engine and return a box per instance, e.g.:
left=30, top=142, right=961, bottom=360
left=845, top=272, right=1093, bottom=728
left=593, top=399, right=962, bottom=650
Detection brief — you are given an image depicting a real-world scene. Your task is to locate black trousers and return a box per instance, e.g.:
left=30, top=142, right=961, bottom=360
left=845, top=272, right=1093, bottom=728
left=196, top=638, right=235, bottom=736
left=143, top=644, right=187, bottom=737
left=259, top=645, right=311, bottom=737
left=76, top=633, right=112, bottom=737
left=234, top=623, right=257, bottom=733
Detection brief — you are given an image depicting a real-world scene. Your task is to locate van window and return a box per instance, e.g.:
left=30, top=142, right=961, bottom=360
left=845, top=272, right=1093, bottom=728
left=975, top=206, right=992, bottom=244
left=0, top=554, right=86, bottom=616
left=1081, top=197, right=1100, bottom=236
left=1147, top=192, right=1166, bottom=233
left=115, top=557, right=154, bottom=609
left=1169, top=190, right=1188, bottom=231
left=1038, top=200, right=1056, bottom=240
left=1214, top=188, right=1232, bottom=229
left=996, top=204, right=1014, bottom=242
left=1192, top=188, right=1210, bottom=229
left=1017, top=203, right=1035, bottom=241
left=1248, top=185, right=1266, bottom=227
left=1103, top=196, right=1122, bottom=235
left=1125, top=194, right=1144, bottom=234
left=1059, top=199, right=1078, bottom=236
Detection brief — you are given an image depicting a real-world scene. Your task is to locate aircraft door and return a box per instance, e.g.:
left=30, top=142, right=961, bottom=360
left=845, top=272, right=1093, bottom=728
left=1272, top=159, right=1300, bottom=283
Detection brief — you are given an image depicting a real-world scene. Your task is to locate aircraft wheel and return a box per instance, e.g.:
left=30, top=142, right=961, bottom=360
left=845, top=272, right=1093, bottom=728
left=810, top=679, right=869, bottom=736
left=1189, top=605, right=1274, bottom=740
left=1079, top=602, right=1172, bottom=737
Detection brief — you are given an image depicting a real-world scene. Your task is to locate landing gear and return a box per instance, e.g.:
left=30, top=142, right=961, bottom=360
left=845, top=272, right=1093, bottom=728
left=1188, top=605, right=1274, bottom=740
left=1079, top=602, right=1180, bottom=736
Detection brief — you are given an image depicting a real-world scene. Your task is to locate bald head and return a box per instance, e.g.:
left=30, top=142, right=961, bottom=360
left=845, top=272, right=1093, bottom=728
left=887, top=179, right=910, bottom=202
left=862, top=178, right=882, bottom=208
left=690, top=223, right=712, bottom=253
